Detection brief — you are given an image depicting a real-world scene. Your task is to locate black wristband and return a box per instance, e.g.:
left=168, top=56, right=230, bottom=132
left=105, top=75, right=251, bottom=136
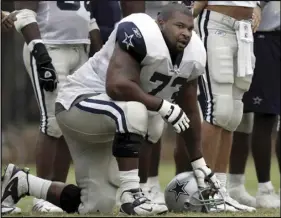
left=31, top=43, right=52, bottom=65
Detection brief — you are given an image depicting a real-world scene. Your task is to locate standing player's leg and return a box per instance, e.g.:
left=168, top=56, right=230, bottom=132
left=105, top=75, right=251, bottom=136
left=22, top=44, right=72, bottom=212
left=276, top=118, right=280, bottom=196
left=251, top=113, right=280, bottom=208
left=230, top=30, right=280, bottom=208
left=228, top=113, right=256, bottom=207
left=197, top=10, right=255, bottom=212
left=174, top=97, right=205, bottom=175
left=143, top=113, right=166, bottom=205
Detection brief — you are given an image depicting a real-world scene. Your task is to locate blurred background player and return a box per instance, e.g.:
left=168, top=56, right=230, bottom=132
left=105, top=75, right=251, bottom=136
left=228, top=0, right=280, bottom=209
left=12, top=0, right=103, bottom=212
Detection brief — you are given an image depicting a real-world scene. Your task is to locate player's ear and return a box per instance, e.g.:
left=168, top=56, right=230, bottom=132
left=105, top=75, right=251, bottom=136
left=156, top=18, right=165, bottom=31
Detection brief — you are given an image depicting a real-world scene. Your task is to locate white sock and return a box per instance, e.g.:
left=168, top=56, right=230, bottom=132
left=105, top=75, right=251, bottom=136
left=147, top=176, right=160, bottom=188
left=28, top=174, right=52, bottom=200
left=228, top=174, right=245, bottom=189
left=120, top=169, right=140, bottom=192
left=258, top=181, right=274, bottom=191
left=140, top=182, right=149, bottom=190
left=216, top=173, right=227, bottom=189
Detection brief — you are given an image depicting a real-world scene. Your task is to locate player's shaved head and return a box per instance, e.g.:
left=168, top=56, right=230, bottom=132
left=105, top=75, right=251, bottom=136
left=157, top=3, right=193, bottom=21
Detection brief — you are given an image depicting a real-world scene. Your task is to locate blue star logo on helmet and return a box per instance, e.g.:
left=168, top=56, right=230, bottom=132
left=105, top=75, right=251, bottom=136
left=169, top=179, right=189, bottom=201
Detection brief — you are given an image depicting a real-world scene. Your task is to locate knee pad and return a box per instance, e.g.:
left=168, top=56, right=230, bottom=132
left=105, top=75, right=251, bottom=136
left=234, top=74, right=253, bottom=92
left=213, top=95, right=233, bottom=129
left=60, top=184, right=81, bottom=213
left=236, top=112, right=254, bottom=133
left=112, top=133, right=143, bottom=158
left=124, top=101, right=148, bottom=136
left=226, top=100, right=244, bottom=131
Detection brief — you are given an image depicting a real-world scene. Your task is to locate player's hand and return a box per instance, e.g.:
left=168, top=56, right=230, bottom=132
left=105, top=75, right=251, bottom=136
left=1, top=11, right=18, bottom=32
left=191, top=158, right=221, bottom=191
left=31, top=43, right=58, bottom=92
left=37, top=62, right=58, bottom=92
left=158, top=99, right=190, bottom=133
left=252, top=6, right=261, bottom=33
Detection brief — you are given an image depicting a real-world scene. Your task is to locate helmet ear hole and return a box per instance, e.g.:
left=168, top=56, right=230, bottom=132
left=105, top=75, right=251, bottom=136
left=183, top=201, right=190, bottom=210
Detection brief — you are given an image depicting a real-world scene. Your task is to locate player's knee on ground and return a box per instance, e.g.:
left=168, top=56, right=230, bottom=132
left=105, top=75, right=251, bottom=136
left=236, top=112, right=254, bottom=134
left=60, top=184, right=81, bottom=213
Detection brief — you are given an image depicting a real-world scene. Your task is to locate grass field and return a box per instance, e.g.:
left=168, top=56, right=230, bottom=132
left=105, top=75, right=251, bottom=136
left=3, top=158, right=280, bottom=217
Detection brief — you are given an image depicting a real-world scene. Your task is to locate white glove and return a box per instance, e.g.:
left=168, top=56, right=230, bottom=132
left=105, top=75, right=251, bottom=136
left=191, top=157, right=221, bottom=190
left=158, top=100, right=190, bottom=133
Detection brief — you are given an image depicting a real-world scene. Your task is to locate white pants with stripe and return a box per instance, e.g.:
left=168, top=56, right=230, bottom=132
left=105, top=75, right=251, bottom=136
left=197, top=9, right=255, bottom=126
left=55, top=93, right=165, bottom=213
left=23, top=43, right=89, bottom=138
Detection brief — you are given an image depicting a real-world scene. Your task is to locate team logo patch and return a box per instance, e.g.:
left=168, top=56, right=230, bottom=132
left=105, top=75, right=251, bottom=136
left=215, top=30, right=226, bottom=37
left=132, top=27, right=142, bottom=38
left=44, top=71, right=52, bottom=78
left=122, top=32, right=134, bottom=50
left=169, top=179, right=189, bottom=201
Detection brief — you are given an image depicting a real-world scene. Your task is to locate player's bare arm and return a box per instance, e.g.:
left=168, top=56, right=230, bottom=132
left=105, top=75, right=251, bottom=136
left=176, top=78, right=202, bottom=160
left=88, top=1, right=103, bottom=56
left=192, top=1, right=208, bottom=18
left=119, top=0, right=145, bottom=17
left=252, top=2, right=262, bottom=33
left=14, top=1, right=57, bottom=92
left=106, top=43, right=162, bottom=111
left=14, top=1, right=40, bottom=43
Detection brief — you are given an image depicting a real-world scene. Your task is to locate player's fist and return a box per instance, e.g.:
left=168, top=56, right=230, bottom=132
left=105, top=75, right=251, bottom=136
left=30, top=42, right=58, bottom=92
left=191, top=157, right=221, bottom=190
left=158, top=99, right=190, bottom=133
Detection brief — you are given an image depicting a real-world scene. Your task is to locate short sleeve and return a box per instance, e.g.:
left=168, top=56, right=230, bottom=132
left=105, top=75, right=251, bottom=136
left=116, top=21, right=147, bottom=63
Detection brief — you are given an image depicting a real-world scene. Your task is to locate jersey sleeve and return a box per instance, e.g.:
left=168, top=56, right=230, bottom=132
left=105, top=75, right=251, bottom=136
left=116, top=21, right=147, bottom=63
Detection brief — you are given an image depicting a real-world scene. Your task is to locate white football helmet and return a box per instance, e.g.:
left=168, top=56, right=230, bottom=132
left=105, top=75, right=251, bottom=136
left=164, top=172, right=225, bottom=213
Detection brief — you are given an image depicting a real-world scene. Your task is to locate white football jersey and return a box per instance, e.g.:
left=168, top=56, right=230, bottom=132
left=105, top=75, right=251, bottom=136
left=56, top=13, right=206, bottom=110
left=208, top=1, right=259, bottom=8
left=36, top=1, right=91, bottom=44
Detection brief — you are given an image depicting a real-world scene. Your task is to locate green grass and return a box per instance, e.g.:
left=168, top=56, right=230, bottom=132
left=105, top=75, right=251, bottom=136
left=4, top=158, right=280, bottom=217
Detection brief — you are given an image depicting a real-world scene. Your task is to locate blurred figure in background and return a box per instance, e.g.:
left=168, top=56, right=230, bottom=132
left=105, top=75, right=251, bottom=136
left=90, top=0, right=121, bottom=43
left=228, top=0, right=280, bottom=209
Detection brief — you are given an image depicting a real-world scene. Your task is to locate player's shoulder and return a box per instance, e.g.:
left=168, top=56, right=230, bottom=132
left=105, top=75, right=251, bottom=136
left=116, top=13, right=168, bottom=63
left=118, top=13, right=163, bottom=43
left=183, top=31, right=206, bottom=65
